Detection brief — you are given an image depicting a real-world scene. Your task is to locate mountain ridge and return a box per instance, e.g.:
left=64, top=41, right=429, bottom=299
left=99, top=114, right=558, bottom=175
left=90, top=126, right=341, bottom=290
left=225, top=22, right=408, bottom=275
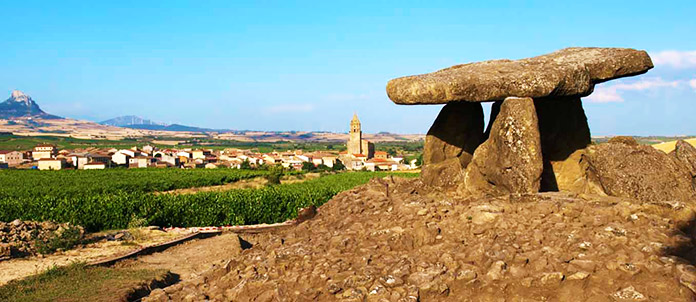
left=99, top=115, right=166, bottom=127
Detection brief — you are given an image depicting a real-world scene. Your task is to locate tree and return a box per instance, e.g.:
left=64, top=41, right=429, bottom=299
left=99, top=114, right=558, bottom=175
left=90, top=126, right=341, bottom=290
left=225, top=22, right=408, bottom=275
left=265, top=165, right=284, bottom=185
left=301, top=161, right=316, bottom=172
left=240, top=159, right=252, bottom=170
left=332, top=159, right=346, bottom=171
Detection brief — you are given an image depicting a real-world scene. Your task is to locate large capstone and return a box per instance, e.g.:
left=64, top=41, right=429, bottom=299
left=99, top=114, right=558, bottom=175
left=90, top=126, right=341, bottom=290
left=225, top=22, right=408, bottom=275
left=582, top=138, right=696, bottom=202
left=387, top=47, right=653, bottom=105
left=464, top=97, right=543, bottom=196
left=421, top=102, right=484, bottom=187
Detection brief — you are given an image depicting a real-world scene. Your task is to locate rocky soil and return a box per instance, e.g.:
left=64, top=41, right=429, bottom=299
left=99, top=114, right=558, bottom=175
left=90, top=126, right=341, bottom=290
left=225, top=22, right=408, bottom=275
left=0, top=220, right=84, bottom=260
left=145, top=176, right=696, bottom=301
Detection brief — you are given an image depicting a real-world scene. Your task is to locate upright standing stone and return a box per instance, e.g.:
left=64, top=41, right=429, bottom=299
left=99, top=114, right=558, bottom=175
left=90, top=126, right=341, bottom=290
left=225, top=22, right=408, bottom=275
left=464, top=97, right=543, bottom=196
left=421, top=102, right=484, bottom=187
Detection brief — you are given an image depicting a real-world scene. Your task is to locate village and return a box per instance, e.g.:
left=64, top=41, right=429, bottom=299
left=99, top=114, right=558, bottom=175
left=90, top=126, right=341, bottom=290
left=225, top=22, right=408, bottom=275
left=0, top=114, right=418, bottom=171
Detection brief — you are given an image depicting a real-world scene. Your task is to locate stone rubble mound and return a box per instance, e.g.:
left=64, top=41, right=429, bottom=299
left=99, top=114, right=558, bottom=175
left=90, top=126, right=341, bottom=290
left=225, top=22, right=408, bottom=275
left=0, top=219, right=84, bottom=260
left=146, top=177, right=696, bottom=301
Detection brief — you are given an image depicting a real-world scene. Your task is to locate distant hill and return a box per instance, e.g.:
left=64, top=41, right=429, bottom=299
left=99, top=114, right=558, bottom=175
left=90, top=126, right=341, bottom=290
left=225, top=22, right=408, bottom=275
left=100, top=115, right=165, bottom=127
left=99, top=115, right=223, bottom=132
left=0, top=90, right=62, bottom=119
left=125, top=123, right=222, bottom=133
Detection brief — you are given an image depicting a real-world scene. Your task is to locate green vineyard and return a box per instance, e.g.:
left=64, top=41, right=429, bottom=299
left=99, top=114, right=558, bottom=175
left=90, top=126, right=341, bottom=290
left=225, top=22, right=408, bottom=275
left=0, top=170, right=416, bottom=231
left=0, top=168, right=268, bottom=197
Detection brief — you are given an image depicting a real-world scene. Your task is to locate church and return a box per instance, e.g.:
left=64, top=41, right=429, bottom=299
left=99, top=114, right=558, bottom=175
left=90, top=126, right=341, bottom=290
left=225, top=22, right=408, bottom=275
left=339, top=113, right=375, bottom=170
left=346, top=113, right=374, bottom=158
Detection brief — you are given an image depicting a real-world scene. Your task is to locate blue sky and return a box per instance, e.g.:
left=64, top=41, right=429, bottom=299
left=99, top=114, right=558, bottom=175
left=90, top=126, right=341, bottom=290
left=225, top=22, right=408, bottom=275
left=1, top=1, right=694, bottom=135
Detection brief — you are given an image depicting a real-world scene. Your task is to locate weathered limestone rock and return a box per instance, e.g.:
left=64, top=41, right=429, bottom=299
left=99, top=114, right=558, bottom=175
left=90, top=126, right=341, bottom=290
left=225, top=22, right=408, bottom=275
left=421, top=102, right=484, bottom=187
left=387, top=47, right=653, bottom=104
left=464, top=97, right=543, bottom=196
left=421, top=158, right=465, bottom=188
left=534, top=97, right=592, bottom=191
left=582, top=139, right=696, bottom=202
left=671, top=140, right=696, bottom=178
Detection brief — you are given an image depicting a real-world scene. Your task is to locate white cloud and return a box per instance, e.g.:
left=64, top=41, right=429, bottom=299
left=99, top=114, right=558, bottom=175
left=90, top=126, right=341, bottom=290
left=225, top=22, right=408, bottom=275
left=586, top=77, right=684, bottom=103
left=690, top=79, right=696, bottom=90
left=650, top=50, right=696, bottom=69
left=266, top=104, right=315, bottom=113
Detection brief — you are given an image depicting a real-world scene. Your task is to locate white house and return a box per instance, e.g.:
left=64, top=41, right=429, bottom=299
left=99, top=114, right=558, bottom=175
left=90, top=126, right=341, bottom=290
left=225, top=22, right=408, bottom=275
left=111, top=152, right=131, bottom=165
left=38, top=158, right=65, bottom=170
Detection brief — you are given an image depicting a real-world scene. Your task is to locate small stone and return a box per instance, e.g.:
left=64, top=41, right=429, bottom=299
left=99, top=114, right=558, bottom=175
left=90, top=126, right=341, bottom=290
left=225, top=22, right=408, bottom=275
left=485, top=261, right=507, bottom=281
left=417, top=209, right=428, bottom=216
left=540, top=272, right=564, bottom=285
left=613, top=286, right=646, bottom=301
left=618, top=263, right=641, bottom=275
left=566, top=271, right=590, bottom=280
left=380, top=275, right=404, bottom=288
left=455, top=270, right=477, bottom=281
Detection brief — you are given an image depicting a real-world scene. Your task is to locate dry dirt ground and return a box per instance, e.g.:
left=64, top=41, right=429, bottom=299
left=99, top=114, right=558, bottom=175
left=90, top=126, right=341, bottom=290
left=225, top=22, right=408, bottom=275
left=114, top=233, right=266, bottom=283
left=0, top=228, right=181, bottom=286
left=143, top=176, right=696, bottom=301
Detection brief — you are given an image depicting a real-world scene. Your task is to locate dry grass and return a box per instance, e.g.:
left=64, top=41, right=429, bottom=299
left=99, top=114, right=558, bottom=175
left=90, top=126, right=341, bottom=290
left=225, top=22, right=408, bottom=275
left=0, top=263, right=169, bottom=302
left=651, top=138, right=696, bottom=153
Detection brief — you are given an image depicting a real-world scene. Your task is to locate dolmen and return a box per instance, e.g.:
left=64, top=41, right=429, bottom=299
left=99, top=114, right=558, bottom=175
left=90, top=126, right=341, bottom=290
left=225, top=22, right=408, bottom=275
left=387, top=47, right=696, bottom=202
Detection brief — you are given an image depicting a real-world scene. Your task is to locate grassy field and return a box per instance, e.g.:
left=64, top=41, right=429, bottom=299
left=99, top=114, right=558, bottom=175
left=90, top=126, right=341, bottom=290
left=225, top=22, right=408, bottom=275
left=0, top=263, right=170, bottom=302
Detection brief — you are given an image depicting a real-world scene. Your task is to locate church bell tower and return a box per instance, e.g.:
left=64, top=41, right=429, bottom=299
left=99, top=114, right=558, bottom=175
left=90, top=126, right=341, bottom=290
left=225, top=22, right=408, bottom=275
left=348, top=113, right=362, bottom=154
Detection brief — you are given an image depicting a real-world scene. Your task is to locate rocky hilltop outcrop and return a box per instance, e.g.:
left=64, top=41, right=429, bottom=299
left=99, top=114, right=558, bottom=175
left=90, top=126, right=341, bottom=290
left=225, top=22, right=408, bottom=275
left=0, top=90, right=61, bottom=119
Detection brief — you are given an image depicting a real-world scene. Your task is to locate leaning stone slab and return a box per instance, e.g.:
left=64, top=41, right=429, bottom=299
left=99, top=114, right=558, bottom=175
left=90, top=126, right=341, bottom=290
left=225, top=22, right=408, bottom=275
left=387, top=47, right=653, bottom=104
left=421, top=102, right=484, bottom=187
left=671, top=140, right=696, bottom=179
left=464, top=97, right=543, bottom=196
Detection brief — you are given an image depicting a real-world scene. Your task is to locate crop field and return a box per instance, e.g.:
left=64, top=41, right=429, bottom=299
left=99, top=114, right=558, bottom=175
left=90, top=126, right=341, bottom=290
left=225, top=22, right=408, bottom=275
left=0, top=168, right=267, bottom=197
left=0, top=170, right=416, bottom=232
